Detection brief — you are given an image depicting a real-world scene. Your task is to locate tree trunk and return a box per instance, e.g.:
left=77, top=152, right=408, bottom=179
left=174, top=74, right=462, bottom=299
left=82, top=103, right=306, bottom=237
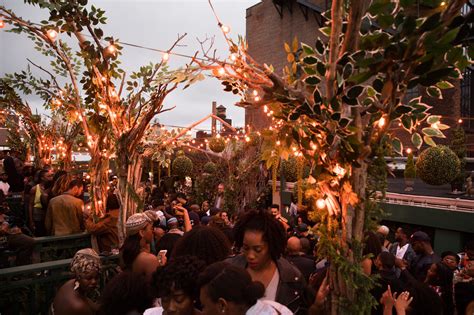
left=88, top=148, right=109, bottom=216
left=62, top=144, right=73, bottom=171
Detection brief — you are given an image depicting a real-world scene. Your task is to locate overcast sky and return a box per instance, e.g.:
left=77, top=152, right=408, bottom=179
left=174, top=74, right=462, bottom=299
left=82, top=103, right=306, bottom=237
left=0, top=0, right=260, bottom=131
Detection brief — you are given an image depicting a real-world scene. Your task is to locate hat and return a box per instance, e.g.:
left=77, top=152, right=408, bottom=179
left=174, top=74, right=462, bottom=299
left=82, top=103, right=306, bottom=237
left=144, top=210, right=159, bottom=222
left=410, top=231, right=430, bottom=243
left=70, top=248, right=101, bottom=277
left=126, top=213, right=152, bottom=236
left=296, top=223, right=308, bottom=233
left=167, top=217, right=178, bottom=225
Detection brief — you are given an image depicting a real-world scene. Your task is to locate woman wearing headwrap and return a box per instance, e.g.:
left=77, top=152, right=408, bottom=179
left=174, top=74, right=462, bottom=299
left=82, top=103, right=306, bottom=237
left=50, top=248, right=101, bottom=315
left=120, top=212, right=166, bottom=282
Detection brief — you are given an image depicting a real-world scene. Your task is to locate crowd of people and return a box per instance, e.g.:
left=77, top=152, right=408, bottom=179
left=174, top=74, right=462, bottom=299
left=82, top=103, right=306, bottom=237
left=0, top=150, right=473, bottom=314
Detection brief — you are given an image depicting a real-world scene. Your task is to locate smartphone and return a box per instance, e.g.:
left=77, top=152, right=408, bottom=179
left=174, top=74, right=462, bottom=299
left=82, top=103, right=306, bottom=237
left=158, top=249, right=168, bottom=256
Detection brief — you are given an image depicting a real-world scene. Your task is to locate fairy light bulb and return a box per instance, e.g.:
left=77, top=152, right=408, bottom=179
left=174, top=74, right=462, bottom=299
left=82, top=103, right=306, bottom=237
left=263, top=105, right=268, bottom=113
left=162, top=53, right=169, bottom=62
left=316, top=198, right=326, bottom=209
left=230, top=54, right=237, bottom=61
left=276, top=140, right=281, bottom=146
left=221, top=25, right=231, bottom=34
left=458, top=119, right=463, bottom=124
left=218, top=67, right=226, bottom=76
left=245, top=136, right=250, bottom=142
left=106, top=44, right=116, bottom=54
left=254, top=96, right=261, bottom=102
left=98, top=103, right=107, bottom=110
left=0, top=19, right=5, bottom=29
left=440, top=1, right=446, bottom=6
left=378, top=116, right=386, bottom=128
left=46, top=29, right=58, bottom=41
left=406, top=148, right=412, bottom=154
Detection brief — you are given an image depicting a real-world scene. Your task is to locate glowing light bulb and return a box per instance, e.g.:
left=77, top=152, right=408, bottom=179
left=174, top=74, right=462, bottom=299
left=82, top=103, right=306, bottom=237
left=378, top=116, right=386, bottom=128
left=253, top=90, right=258, bottom=96
left=458, top=119, right=463, bottom=124
left=254, top=96, right=261, bottom=102
left=230, top=54, right=237, bottom=61
left=276, top=140, right=281, bottom=146
left=263, top=105, right=268, bottom=113
left=106, top=44, right=116, bottom=54
left=162, top=53, right=169, bottom=62
left=0, top=19, right=5, bottom=29
left=311, top=143, right=317, bottom=150
left=46, top=29, right=58, bottom=41
left=245, top=136, right=250, bottom=142
left=316, top=198, right=326, bottom=209
left=221, top=25, right=231, bottom=34
left=440, top=1, right=446, bottom=6
left=218, top=67, right=226, bottom=76
left=99, top=103, right=107, bottom=110
left=406, top=148, right=412, bottom=154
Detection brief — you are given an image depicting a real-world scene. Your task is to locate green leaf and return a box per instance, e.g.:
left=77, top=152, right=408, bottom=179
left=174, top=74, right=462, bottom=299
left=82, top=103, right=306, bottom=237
left=304, top=76, right=321, bottom=85
left=313, top=89, right=322, bottom=103
left=316, top=63, right=326, bottom=76
left=423, top=135, right=436, bottom=147
left=301, top=43, right=315, bottom=55
left=367, top=86, right=377, bottom=97
left=348, top=71, right=372, bottom=84
left=427, top=86, right=442, bottom=99
left=320, top=27, right=331, bottom=37
left=347, top=85, right=363, bottom=99
left=411, top=132, right=422, bottom=150
left=436, top=81, right=454, bottom=90
left=315, top=38, right=325, bottom=54
left=439, top=28, right=460, bottom=45
left=402, top=115, right=413, bottom=131
left=343, top=63, right=353, bottom=79
left=422, top=127, right=445, bottom=138
left=427, top=115, right=441, bottom=124
left=284, top=43, right=291, bottom=53
left=420, top=12, right=441, bottom=32
left=395, top=105, right=412, bottom=114
left=303, top=56, right=318, bottom=65
left=392, top=138, right=403, bottom=156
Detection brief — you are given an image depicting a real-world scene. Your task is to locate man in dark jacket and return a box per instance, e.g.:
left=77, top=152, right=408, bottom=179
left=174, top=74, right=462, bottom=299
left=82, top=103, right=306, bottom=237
left=285, top=236, right=315, bottom=281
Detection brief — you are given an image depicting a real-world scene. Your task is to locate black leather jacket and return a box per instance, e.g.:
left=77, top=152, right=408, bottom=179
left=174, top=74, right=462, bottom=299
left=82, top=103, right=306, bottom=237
left=226, top=255, right=309, bottom=314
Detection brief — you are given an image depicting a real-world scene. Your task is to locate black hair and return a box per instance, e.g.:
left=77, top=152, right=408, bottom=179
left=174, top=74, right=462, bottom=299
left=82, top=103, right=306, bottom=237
left=270, top=204, right=279, bottom=210
left=38, top=169, right=50, bottom=183
left=176, top=192, right=187, bottom=200
left=441, top=251, right=460, bottom=263
left=405, top=280, right=444, bottom=315
left=197, top=262, right=265, bottom=308
left=151, top=199, right=164, bottom=208
left=120, top=234, right=142, bottom=270
left=99, top=271, right=154, bottom=315
left=152, top=255, right=206, bottom=300
left=363, top=231, right=382, bottom=258
left=68, top=179, right=83, bottom=190
left=52, top=170, right=67, bottom=185
left=106, top=193, right=120, bottom=211
left=233, top=210, right=286, bottom=262
left=378, top=251, right=395, bottom=270
left=398, top=225, right=412, bottom=238
left=171, top=226, right=231, bottom=265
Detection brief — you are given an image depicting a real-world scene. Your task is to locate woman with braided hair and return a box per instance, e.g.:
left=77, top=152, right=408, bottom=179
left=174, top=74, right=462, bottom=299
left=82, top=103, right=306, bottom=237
left=50, top=248, right=101, bottom=315
left=198, top=262, right=292, bottom=315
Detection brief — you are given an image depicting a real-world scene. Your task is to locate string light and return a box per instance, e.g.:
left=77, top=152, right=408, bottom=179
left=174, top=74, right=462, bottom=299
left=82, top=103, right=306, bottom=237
left=0, top=19, right=4, bottom=29
left=217, top=67, right=226, bottom=76
left=458, top=119, right=463, bottom=124
left=162, top=52, right=169, bottom=62
left=46, top=29, right=58, bottom=41
left=230, top=54, right=237, bottom=61
left=106, top=44, right=117, bottom=55
left=377, top=116, right=386, bottom=128
left=276, top=140, right=281, bottom=146
left=406, top=148, right=412, bottom=154
left=221, top=24, right=231, bottom=34
left=440, top=1, right=446, bottom=6
left=316, top=198, right=326, bottom=209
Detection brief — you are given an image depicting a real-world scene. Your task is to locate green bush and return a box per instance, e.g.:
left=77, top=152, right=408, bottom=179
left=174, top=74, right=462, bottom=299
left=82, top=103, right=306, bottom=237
left=203, top=161, right=217, bottom=174
left=281, top=158, right=298, bottom=182
left=404, top=152, right=416, bottom=179
left=209, top=137, right=226, bottom=153
left=172, top=155, right=193, bottom=177
left=416, top=145, right=460, bottom=186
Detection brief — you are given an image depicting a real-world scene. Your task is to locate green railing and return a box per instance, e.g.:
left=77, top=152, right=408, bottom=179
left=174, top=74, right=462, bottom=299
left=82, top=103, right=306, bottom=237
left=0, top=255, right=119, bottom=315
left=32, top=232, right=92, bottom=263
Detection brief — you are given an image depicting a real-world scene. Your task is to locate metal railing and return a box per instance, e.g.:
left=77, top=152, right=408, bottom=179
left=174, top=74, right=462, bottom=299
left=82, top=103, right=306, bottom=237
left=382, top=192, right=474, bottom=212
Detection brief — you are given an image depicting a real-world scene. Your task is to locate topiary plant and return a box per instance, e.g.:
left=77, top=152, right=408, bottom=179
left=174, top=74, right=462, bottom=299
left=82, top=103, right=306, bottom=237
left=416, top=145, right=460, bottom=186
left=209, top=137, right=226, bottom=153
left=404, top=152, right=416, bottom=179
left=281, top=157, right=298, bottom=182
left=172, top=155, right=193, bottom=177
left=203, top=161, right=217, bottom=174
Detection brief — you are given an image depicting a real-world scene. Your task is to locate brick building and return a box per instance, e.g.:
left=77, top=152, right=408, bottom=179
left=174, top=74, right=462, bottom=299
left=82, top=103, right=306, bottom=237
left=245, top=0, right=474, bottom=154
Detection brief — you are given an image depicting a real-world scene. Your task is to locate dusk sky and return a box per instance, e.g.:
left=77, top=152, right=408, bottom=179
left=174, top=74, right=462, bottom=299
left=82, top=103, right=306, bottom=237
left=0, top=0, right=260, bottom=131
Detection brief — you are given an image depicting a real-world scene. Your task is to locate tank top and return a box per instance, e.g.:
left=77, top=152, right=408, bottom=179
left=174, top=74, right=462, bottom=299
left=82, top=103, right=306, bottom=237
left=34, top=184, right=42, bottom=208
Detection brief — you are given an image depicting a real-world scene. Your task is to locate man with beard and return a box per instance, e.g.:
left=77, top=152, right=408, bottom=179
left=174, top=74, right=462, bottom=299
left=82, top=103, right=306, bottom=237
left=45, top=179, right=85, bottom=236
left=389, top=226, right=416, bottom=276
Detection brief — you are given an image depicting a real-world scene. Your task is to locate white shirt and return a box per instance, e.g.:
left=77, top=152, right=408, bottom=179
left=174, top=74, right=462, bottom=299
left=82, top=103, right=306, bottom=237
left=395, top=243, right=410, bottom=260
left=246, top=299, right=292, bottom=315
left=263, top=268, right=279, bottom=301
left=0, top=181, right=9, bottom=195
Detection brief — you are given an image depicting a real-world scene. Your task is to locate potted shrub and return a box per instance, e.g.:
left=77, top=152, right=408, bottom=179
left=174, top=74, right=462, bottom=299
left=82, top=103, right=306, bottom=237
left=404, top=152, right=416, bottom=192
left=416, top=145, right=460, bottom=186
left=172, top=154, right=193, bottom=178
left=209, top=137, right=226, bottom=153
